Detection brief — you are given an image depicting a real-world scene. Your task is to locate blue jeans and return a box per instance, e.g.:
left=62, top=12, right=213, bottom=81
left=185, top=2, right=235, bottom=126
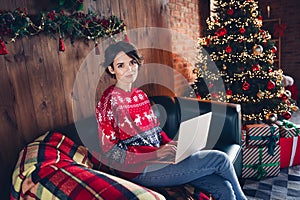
left=132, top=150, right=247, bottom=200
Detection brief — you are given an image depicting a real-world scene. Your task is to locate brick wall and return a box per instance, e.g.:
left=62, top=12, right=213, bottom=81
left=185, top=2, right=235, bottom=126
left=258, top=0, right=300, bottom=102
left=168, top=0, right=207, bottom=95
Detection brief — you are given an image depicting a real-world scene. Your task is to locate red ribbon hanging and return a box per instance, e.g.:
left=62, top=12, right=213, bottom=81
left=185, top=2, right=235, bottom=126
left=273, top=23, right=286, bottom=37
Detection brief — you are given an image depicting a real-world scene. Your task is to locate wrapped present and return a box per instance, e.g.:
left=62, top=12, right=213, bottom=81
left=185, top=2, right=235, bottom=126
left=280, top=136, right=300, bottom=168
left=245, top=124, right=279, bottom=155
left=275, top=120, right=300, bottom=138
left=242, top=145, right=280, bottom=180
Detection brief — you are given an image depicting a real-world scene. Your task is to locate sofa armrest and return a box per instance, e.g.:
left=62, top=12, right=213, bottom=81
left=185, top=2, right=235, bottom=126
left=175, top=97, right=242, bottom=149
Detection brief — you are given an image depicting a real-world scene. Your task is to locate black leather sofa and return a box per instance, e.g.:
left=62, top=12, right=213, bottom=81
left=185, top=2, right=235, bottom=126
left=59, top=95, right=243, bottom=177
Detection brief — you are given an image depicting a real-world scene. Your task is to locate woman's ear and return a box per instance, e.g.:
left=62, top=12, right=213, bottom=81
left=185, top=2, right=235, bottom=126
left=108, top=66, right=115, bottom=74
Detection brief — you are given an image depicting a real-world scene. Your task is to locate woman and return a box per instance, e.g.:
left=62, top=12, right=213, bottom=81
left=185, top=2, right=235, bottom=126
left=95, top=41, right=247, bottom=200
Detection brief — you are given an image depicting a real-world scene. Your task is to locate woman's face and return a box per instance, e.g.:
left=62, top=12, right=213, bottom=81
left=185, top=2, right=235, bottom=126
left=110, top=51, right=139, bottom=85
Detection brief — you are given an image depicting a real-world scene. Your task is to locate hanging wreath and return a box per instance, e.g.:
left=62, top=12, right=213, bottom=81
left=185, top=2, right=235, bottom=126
left=0, top=0, right=127, bottom=54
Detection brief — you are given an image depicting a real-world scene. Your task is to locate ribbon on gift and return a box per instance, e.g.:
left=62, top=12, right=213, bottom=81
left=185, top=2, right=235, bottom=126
left=275, top=120, right=300, bottom=137
left=248, top=126, right=278, bottom=155
left=289, top=136, right=298, bottom=167
left=254, top=148, right=266, bottom=180
left=282, top=120, right=300, bottom=135
left=243, top=148, right=279, bottom=180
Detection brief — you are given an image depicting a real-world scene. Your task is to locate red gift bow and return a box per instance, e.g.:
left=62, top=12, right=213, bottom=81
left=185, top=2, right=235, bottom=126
left=273, top=23, right=286, bottom=37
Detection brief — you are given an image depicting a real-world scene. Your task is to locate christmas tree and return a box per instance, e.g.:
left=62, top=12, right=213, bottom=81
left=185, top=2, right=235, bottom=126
left=190, top=0, right=298, bottom=125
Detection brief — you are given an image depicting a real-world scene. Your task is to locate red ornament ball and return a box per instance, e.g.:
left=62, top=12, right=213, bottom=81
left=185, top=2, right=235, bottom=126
left=227, top=7, right=234, bottom=15
left=226, top=46, right=232, bottom=53
left=281, top=93, right=288, bottom=101
left=271, top=46, right=277, bottom=53
left=282, top=111, right=292, bottom=120
left=242, top=82, right=250, bottom=91
left=215, top=28, right=227, bottom=37
left=267, top=81, right=275, bottom=90
left=206, top=38, right=211, bottom=46
left=239, top=27, right=246, bottom=34
left=252, top=64, right=260, bottom=71
left=226, top=89, right=233, bottom=97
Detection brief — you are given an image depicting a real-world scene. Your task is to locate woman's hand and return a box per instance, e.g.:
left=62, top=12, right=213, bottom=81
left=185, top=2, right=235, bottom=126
left=156, top=142, right=178, bottom=159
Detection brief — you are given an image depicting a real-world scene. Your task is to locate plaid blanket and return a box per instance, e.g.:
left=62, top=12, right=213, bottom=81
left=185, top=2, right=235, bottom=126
left=10, top=131, right=165, bottom=200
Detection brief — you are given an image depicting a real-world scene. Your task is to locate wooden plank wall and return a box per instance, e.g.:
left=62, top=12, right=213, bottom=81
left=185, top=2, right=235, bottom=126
left=0, top=0, right=173, bottom=198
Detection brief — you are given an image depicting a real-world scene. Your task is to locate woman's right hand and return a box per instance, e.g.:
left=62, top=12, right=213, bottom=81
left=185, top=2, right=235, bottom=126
left=156, top=143, right=177, bottom=159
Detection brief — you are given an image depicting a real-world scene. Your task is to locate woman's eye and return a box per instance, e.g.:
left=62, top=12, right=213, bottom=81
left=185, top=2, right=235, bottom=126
left=130, top=60, right=137, bottom=65
left=117, top=63, right=124, bottom=68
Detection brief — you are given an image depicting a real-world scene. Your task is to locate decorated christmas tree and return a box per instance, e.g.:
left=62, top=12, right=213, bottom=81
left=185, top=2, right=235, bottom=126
left=190, top=0, right=298, bottom=125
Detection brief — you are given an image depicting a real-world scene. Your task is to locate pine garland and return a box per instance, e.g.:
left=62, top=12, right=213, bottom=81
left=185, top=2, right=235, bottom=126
left=0, top=1, right=126, bottom=54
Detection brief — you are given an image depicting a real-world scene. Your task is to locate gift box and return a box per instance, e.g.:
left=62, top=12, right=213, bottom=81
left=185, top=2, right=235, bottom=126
left=280, top=136, right=300, bottom=168
left=245, top=124, right=279, bottom=155
left=242, top=145, right=280, bottom=180
left=275, top=120, right=300, bottom=138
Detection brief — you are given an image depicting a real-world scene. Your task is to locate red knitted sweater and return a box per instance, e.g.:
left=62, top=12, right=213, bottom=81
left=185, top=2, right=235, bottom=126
left=95, top=85, right=172, bottom=179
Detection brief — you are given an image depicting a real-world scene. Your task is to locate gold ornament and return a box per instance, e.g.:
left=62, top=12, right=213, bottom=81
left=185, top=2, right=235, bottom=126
left=268, top=59, right=274, bottom=64
left=223, top=64, right=227, bottom=70
left=256, top=90, right=264, bottom=98
left=252, top=44, right=263, bottom=55
left=265, top=113, right=278, bottom=123
left=193, top=68, right=199, bottom=74
left=252, top=10, right=258, bottom=17
left=292, top=106, right=299, bottom=112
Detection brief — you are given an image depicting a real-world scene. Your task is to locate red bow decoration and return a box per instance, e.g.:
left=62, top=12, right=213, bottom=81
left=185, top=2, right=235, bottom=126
left=0, top=39, right=9, bottom=55
left=273, top=23, right=286, bottom=37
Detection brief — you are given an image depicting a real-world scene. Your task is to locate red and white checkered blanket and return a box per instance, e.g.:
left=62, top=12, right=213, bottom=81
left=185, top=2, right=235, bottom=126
left=10, top=131, right=165, bottom=200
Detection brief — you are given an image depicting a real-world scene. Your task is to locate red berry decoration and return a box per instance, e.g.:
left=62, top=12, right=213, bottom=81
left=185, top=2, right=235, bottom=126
left=282, top=111, right=292, bottom=120
left=267, top=80, right=275, bottom=90
left=227, top=7, right=234, bottom=15
left=268, top=68, right=273, bottom=73
left=226, top=46, right=232, bottom=53
left=208, top=83, right=214, bottom=88
left=242, top=81, right=250, bottom=91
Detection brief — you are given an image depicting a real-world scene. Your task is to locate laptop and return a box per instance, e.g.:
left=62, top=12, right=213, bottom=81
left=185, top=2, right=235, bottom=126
left=149, top=112, right=212, bottom=164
